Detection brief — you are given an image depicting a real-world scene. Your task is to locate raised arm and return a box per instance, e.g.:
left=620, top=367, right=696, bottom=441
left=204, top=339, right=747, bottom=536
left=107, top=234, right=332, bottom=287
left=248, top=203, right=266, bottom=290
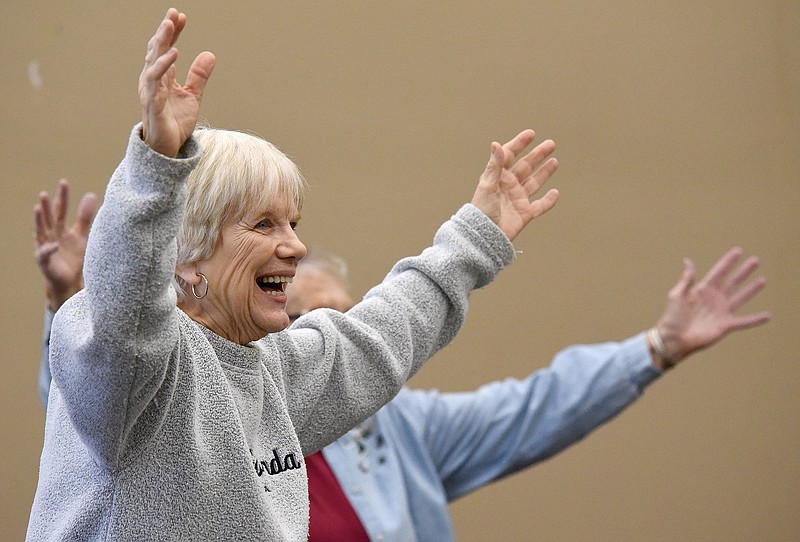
left=34, top=179, right=97, bottom=407
left=48, top=10, right=215, bottom=464
left=284, top=130, right=562, bottom=452
left=139, top=8, right=215, bottom=157
left=398, top=251, right=770, bottom=500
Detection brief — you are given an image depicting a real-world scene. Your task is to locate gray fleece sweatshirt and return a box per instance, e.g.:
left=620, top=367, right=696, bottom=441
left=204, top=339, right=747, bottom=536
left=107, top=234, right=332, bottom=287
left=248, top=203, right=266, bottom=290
left=26, top=125, right=515, bottom=541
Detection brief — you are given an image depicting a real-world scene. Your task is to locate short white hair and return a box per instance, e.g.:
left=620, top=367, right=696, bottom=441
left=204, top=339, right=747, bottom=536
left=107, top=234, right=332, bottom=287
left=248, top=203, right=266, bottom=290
left=173, top=127, right=308, bottom=300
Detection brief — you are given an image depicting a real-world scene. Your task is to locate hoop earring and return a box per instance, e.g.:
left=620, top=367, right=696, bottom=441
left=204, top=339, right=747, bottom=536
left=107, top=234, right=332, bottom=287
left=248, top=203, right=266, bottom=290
left=191, top=272, right=209, bottom=299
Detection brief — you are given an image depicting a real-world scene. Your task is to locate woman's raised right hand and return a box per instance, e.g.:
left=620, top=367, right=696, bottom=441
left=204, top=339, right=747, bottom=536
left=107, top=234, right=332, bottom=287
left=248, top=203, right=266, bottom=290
left=138, top=8, right=216, bottom=157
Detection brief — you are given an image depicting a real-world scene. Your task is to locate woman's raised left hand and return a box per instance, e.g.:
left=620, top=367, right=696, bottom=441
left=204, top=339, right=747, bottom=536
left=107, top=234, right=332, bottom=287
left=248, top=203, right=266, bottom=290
left=470, top=129, right=560, bottom=241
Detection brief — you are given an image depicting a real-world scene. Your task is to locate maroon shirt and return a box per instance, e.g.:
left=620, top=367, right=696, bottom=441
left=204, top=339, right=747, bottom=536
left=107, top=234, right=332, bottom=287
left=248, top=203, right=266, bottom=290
left=306, top=451, right=370, bottom=541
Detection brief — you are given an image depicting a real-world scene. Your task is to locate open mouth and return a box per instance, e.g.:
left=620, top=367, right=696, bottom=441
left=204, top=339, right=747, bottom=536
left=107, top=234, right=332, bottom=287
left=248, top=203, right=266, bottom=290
left=256, top=275, right=292, bottom=296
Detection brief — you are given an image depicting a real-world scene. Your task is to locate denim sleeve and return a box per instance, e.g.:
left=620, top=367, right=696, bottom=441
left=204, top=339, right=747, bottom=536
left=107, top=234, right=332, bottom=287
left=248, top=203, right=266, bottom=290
left=395, top=333, right=661, bottom=501
left=39, top=307, right=54, bottom=408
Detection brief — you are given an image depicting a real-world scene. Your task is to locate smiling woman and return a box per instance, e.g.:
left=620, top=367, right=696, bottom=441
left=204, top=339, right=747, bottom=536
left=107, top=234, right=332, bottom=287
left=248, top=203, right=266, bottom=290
left=177, top=193, right=306, bottom=342
left=173, top=127, right=307, bottom=268
left=25, top=8, right=562, bottom=542
left=173, top=128, right=308, bottom=343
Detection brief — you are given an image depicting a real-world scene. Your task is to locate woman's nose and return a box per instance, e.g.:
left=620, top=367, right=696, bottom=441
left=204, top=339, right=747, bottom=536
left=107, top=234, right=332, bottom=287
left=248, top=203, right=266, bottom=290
left=277, top=227, right=307, bottom=261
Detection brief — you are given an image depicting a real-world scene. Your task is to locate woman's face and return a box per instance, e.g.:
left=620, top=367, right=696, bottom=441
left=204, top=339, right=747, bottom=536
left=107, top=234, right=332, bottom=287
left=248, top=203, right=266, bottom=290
left=188, top=196, right=307, bottom=344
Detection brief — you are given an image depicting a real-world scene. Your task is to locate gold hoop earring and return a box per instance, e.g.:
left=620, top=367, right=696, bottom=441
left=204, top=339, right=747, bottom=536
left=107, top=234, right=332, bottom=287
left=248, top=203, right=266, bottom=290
left=191, top=272, right=209, bottom=299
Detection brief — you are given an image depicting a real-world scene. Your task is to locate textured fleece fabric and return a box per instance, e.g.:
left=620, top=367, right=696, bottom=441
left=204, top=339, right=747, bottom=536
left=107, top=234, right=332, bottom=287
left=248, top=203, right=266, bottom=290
left=26, top=124, right=514, bottom=541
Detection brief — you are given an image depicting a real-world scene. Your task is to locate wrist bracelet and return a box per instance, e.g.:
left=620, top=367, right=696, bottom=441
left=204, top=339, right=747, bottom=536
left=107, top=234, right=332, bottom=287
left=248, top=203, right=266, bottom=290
left=648, top=327, right=675, bottom=371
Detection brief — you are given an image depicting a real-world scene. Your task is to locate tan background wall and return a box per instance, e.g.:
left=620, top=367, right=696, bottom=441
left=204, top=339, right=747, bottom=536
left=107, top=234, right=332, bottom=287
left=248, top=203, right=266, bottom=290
left=1, top=1, right=798, bottom=540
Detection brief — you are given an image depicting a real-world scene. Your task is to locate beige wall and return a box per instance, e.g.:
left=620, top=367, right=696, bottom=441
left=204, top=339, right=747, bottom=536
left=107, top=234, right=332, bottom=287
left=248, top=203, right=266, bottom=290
left=2, top=1, right=798, bottom=540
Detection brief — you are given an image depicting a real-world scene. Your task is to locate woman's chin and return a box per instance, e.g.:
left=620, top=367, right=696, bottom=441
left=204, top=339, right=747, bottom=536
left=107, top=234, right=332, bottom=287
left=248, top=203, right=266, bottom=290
left=254, top=309, right=291, bottom=336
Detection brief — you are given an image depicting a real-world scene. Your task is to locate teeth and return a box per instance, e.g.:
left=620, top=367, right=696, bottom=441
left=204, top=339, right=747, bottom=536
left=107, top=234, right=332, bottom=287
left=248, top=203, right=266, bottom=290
left=263, top=288, right=283, bottom=296
left=257, top=276, right=293, bottom=285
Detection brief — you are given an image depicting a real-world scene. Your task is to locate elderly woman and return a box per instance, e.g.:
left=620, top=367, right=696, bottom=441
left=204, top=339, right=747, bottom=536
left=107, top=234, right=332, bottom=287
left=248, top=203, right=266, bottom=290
left=27, top=8, right=561, bottom=541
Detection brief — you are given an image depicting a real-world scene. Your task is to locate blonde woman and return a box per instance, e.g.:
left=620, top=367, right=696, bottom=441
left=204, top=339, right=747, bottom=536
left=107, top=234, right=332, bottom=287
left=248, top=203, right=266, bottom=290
left=27, top=8, right=561, bottom=541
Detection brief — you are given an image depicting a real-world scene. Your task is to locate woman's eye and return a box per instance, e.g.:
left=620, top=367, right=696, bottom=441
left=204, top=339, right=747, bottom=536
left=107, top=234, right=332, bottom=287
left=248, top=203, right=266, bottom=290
left=255, top=220, right=270, bottom=229
left=290, top=222, right=298, bottom=230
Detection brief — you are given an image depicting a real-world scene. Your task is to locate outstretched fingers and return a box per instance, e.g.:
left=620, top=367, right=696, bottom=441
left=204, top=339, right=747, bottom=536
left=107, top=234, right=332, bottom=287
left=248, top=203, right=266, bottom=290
left=33, top=193, right=58, bottom=261
left=512, top=136, right=560, bottom=219
left=510, top=137, right=554, bottom=179
left=722, top=255, right=760, bottom=294
left=728, top=274, right=767, bottom=313
left=702, top=249, right=767, bottom=311
left=53, top=178, right=68, bottom=228
left=697, top=246, right=743, bottom=289
left=702, top=248, right=771, bottom=330
left=523, top=155, right=559, bottom=200
left=34, top=180, right=67, bottom=244
left=167, top=9, right=186, bottom=48
left=34, top=197, right=50, bottom=245
left=143, top=17, right=180, bottom=85
left=728, top=309, right=772, bottom=332
left=501, top=129, right=536, bottom=166
left=471, top=128, right=561, bottom=240
left=528, top=188, right=560, bottom=219
left=142, top=9, right=213, bottom=98
left=138, top=9, right=215, bottom=157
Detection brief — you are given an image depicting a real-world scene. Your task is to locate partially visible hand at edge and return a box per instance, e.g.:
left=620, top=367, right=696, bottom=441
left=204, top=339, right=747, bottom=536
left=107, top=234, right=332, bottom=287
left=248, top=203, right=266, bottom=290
left=34, top=178, right=98, bottom=311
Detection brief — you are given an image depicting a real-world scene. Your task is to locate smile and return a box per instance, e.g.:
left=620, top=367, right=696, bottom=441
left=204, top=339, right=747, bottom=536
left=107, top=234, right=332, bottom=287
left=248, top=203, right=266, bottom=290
left=256, top=275, right=293, bottom=296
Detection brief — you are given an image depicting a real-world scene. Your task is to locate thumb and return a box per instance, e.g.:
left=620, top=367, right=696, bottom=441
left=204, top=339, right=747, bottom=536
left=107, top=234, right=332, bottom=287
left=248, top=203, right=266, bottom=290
left=675, top=257, right=696, bottom=295
left=185, top=51, right=216, bottom=100
left=479, top=142, right=504, bottom=186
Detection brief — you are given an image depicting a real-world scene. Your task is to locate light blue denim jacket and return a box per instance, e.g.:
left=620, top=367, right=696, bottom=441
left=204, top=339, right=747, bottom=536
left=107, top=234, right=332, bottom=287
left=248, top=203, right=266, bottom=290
left=320, top=334, right=660, bottom=541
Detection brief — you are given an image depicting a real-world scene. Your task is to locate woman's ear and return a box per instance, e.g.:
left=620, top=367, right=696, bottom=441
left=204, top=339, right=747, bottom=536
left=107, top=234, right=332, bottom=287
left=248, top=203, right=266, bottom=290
left=175, top=262, right=200, bottom=286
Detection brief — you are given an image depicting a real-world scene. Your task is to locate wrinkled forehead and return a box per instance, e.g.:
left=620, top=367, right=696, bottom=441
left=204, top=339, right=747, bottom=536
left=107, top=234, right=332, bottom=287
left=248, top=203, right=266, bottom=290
left=193, top=127, right=307, bottom=222
left=220, top=164, right=305, bottom=226
left=242, top=193, right=302, bottom=223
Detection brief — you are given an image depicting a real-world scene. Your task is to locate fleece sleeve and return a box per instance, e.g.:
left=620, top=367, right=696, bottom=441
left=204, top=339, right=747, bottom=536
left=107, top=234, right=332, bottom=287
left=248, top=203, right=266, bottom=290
left=278, top=204, right=517, bottom=454
left=49, top=125, right=201, bottom=468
